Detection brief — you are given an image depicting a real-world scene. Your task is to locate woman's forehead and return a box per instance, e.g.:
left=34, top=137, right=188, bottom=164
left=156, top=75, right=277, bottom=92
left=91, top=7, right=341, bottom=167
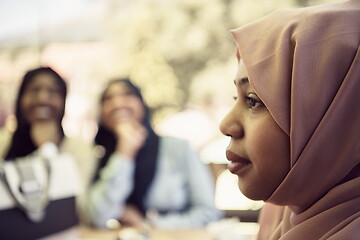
left=25, top=73, right=59, bottom=89
left=235, top=60, right=249, bottom=85
left=106, top=81, right=129, bottom=93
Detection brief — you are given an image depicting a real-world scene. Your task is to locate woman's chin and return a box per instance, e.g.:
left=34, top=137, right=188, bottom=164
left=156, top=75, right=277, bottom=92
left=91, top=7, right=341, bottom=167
left=238, top=181, right=271, bottom=201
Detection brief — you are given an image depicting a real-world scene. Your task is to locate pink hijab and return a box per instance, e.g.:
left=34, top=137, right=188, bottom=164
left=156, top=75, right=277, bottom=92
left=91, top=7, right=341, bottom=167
left=231, top=0, right=360, bottom=239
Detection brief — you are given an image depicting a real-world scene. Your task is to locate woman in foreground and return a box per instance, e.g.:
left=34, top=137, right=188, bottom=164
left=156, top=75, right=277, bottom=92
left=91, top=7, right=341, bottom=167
left=220, top=0, right=360, bottom=239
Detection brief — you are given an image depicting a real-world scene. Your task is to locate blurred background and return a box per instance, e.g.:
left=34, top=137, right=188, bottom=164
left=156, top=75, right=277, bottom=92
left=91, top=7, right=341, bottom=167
left=0, top=0, right=340, bottom=219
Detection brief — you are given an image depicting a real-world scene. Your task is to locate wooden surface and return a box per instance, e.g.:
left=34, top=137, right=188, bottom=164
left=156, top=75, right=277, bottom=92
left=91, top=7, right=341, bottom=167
left=79, top=226, right=118, bottom=239
left=149, top=229, right=213, bottom=240
left=79, top=226, right=213, bottom=240
left=79, top=221, right=259, bottom=240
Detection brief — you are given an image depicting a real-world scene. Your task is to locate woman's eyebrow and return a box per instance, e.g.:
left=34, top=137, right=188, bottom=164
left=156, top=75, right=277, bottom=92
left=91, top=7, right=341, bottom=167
left=234, top=77, right=249, bottom=86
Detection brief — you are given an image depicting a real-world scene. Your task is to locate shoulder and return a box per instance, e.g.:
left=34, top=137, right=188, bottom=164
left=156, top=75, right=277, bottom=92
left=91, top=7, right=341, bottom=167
left=60, top=136, right=98, bottom=163
left=60, top=136, right=99, bottom=185
left=0, top=128, right=13, bottom=159
left=160, top=135, right=190, bottom=149
left=158, top=135, right=199, bottom=165
left=61, top=136, right=95, bottom=152
left=159, top=135, right=195, bottom=156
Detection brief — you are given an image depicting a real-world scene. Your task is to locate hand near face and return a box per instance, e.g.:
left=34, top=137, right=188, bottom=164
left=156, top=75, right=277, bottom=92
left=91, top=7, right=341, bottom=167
left=120, top=204, right=145, bottom=227
left=30, top=120, right=61, bottom=147
left=114, top=120, right=148, bottom=159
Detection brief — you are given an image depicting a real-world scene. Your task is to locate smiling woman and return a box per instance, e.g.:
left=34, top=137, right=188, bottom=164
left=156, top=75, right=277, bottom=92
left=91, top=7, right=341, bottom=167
left=0, top=67, right=96, bottom=239
left=20, top=73, right=64, bottom=124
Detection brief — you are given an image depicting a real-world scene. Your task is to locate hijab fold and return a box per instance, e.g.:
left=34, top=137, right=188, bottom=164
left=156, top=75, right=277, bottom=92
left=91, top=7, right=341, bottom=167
left=231, top=0, right=360, bottom=238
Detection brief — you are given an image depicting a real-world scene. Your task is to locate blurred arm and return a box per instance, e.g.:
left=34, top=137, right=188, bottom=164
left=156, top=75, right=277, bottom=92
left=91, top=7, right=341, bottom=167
left=82, top=153, right=135, bottom=228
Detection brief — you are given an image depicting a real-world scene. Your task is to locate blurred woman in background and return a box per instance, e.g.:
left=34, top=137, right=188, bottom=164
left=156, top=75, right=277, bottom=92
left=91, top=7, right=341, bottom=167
left=0, top=67, right=95, bottom=239
left=83, top=78, right=222, bottom=229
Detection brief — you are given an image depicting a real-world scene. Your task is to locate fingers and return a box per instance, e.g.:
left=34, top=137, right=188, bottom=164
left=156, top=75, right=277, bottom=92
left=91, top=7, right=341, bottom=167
left=115, top=120, right=148, bottom=158
left=120, top=205, right=145, bottom=227
left=116, top=121, right=148, bottom=144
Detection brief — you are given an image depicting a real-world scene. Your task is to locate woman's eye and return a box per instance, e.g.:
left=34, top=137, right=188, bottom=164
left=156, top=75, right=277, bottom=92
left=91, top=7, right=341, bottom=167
left=28, top=87, right=40, bottom=94
left=245, top=96, right=264, bottom=110
left=124, top=90, right=135, bottom=96
left=102, top=95, right=112, bottom=102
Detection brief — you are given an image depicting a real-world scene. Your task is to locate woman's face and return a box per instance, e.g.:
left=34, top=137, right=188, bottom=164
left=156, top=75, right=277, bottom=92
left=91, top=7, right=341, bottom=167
left=219, top=60, right=290, bottom=201
left=21, top=72, right=65, bottom=125
left=101, top=82, right=145, bottom=132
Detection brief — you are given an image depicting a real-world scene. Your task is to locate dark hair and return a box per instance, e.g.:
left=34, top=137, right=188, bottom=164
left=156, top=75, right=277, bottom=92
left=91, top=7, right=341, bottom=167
left=94, top=78, right=159, bottom=215
left=5, top=67, right=67, bottom=160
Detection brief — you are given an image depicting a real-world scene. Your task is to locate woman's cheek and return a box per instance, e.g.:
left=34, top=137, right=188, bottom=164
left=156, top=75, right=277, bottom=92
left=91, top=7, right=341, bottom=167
left=246, top=116, right=290, bottom=183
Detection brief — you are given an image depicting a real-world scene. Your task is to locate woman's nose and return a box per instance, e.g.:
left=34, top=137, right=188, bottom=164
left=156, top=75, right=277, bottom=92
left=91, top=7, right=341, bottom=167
left=36, top=89, right=52, bottom=103
left=219, top=107, right=244, bottom=138
left=111, top=95, right=126, bottom=107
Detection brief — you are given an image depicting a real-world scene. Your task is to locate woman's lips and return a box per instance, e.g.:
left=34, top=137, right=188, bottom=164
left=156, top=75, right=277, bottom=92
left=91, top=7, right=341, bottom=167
left=31, top=106, right=54, bottom=120
left=111, top=108, right=133, bottom=122
left=226, top=150, right=251, bottom=175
